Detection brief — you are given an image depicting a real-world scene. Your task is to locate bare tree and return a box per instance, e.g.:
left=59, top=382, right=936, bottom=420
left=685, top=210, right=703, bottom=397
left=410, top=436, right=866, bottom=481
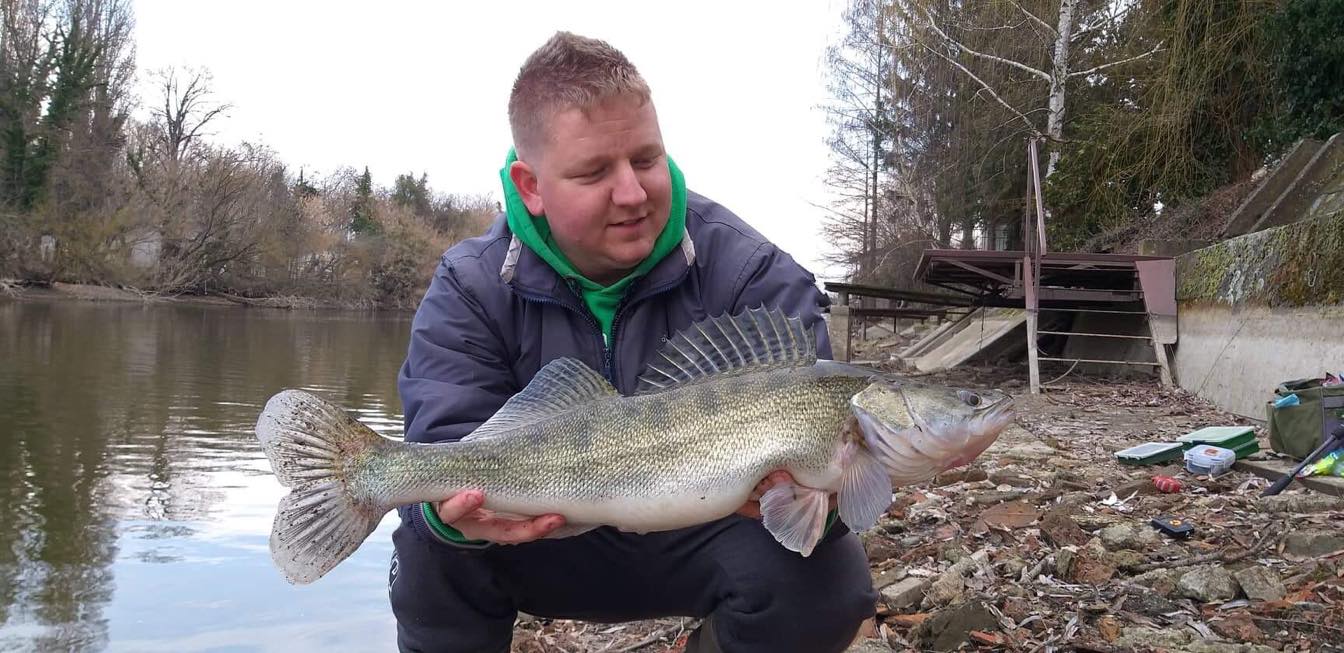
left=146, top=66, right=229, bottom=166
left=822, top=0, right=900, bottom=281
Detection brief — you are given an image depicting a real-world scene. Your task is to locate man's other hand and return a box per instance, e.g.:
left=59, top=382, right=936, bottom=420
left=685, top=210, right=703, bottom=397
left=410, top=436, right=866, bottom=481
left=435, top=491, right=566, bottom=544
left=735, top=471, right=837, bottom=519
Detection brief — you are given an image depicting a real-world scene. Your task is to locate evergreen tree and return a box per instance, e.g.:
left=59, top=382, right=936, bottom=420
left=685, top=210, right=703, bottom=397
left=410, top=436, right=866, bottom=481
left=391, top=172, right=432, bottom=217
left=349, top=166, right=377, bottom=234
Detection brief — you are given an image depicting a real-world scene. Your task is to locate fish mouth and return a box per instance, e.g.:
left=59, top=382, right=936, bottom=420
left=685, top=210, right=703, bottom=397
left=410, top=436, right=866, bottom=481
left=978, top=398, right=1016, bottom=433
left=943, top=398, right=1015, bottom=469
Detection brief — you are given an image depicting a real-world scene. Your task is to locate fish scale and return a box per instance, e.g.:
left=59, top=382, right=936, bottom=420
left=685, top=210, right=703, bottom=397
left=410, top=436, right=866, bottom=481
left=255, top=308, right=1015, bottom=584
left=371, top=368, right=867, bottom=513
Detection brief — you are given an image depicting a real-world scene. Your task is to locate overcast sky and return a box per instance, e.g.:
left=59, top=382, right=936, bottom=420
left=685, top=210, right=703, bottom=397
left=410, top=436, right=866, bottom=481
left=132, top=0, right=848, bottom=279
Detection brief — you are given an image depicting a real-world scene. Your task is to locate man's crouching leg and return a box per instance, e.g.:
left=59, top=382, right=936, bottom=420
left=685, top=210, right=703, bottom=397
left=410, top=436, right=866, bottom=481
left=389, top=521, right=515, bottom=653
left=679, top=516, right=876, bottom=653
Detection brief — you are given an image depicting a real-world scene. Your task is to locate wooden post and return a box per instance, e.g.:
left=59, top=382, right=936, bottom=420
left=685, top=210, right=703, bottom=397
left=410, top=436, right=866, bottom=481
left=1148, top=316, right=1174, bottom=387
left=1025, top=138, right=1046, bottom=394
left=1025, top=257, right=1041, bottom=394
left=831, top=305, right=852, bottom=362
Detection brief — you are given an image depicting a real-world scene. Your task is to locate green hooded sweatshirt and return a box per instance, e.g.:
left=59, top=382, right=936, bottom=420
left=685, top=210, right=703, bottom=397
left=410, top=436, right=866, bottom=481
left=500, top=148, right=687, bottom=343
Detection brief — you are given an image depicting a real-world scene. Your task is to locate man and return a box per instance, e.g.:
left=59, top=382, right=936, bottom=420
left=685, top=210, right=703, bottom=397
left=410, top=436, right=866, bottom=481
left=392, top=32, right=876, bottom=653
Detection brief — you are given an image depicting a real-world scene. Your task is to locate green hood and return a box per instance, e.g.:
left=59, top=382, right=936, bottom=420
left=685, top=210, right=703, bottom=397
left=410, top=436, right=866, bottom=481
left=500, top=149, right=687, bottom=342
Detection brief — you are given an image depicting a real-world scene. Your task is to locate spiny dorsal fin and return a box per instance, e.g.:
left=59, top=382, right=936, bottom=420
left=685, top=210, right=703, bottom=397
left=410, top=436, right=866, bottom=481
left=636, top=307, right=816, bottom=394
left=463, top=357, right=616, bottom=441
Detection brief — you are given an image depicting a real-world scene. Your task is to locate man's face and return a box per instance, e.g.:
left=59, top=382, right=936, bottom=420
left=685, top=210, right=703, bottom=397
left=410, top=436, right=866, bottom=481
left=512, top=94, right=671, bottom=285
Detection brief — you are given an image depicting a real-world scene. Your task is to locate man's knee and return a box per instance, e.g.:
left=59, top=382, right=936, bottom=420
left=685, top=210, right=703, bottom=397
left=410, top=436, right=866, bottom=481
left=389, top=523, right=514, bottom=653
left=750, top=560, right=874, bottom=632
left=716, top=531, right=875, bottom=652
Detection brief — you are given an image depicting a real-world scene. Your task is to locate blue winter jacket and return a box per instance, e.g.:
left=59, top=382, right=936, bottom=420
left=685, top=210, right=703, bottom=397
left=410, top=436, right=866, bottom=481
left=396, top=190, right=832, bottom=545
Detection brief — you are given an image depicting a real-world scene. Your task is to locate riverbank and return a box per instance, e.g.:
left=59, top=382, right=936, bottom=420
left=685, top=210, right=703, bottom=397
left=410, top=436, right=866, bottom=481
left=0, top=279, right=412, bottom=311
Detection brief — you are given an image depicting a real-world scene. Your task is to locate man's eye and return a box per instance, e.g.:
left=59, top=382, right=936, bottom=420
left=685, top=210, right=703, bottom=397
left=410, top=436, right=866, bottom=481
left=633, top=158, right=657, bottom=169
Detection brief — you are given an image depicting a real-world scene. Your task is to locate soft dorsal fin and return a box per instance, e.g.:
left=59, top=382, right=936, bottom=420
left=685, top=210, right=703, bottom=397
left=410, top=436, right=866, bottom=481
left=636, top=307, right=816, bottom=394
left=463, top=357, right=616, bottom=441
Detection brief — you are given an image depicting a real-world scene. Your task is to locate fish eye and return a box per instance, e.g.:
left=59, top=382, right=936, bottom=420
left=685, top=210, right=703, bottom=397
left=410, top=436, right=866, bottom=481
left=957, top=390, right=982, bottom=407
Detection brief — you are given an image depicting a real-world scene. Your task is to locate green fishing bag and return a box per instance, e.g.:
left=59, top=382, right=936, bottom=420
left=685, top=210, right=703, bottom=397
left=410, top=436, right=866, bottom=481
left=1266, top=378, right=1344, bottom=459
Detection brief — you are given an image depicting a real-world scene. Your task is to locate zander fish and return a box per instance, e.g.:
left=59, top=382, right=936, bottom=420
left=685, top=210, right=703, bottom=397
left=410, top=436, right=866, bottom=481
left=256, top=308, right=1014, bottom=584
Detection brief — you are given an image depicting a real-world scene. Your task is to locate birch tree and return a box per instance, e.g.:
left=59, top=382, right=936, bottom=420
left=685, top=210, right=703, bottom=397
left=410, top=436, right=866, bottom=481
left=919, top=0, right=1162, bottom=177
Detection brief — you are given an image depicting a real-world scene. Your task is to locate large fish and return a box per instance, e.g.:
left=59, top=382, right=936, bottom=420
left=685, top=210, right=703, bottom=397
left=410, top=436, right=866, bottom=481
left=256, top=308, right=1014, bottom=584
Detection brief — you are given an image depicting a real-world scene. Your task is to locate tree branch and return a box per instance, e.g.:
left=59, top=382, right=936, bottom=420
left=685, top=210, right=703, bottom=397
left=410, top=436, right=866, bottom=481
left=1068, top=44, right=1162, bottom=78
left=918, top=42, right=1041, bottom=137
left=1007, top=0, right=1057, bottom=37
left=923, top=9, right=1051, bottom=82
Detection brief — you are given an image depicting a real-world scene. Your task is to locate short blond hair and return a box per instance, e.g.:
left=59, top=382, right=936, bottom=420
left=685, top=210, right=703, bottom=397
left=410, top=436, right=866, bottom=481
left=508, top=32, right=652, bottom=158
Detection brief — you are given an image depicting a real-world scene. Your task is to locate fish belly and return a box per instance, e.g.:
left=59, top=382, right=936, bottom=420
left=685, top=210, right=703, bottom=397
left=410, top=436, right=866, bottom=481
left=473, top=446, right=845, bottom=535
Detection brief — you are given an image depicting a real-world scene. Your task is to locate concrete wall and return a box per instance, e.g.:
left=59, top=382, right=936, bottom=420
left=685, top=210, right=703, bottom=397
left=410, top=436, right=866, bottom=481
left=1173, top=206, right=1344, bottom=417
left=1175, top=304, right=1344, bottom=417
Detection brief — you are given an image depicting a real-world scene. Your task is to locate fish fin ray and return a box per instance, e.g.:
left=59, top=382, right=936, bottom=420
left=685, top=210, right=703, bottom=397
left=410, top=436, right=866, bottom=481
left=635, top=307, right=816, bottom=394
left=838, top=442, right=894, bottom=532
left=760, top=482, right=830, bottom=557
left=270, top=484, right=381, bottom=585
left=465, top=358, right=615, bottom=440
left=256, top=390, right=389, bottom=584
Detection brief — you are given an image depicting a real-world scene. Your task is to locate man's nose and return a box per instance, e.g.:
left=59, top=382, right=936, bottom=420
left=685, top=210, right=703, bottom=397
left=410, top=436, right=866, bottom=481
left=610, top=161, right=648, bottom=207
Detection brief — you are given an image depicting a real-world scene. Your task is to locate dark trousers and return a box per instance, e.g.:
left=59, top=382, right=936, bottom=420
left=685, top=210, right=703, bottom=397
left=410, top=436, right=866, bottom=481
left=389, top=515, right=876, bottom=653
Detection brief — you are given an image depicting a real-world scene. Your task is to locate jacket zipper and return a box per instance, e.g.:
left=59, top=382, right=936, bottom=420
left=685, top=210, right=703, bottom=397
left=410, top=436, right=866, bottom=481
left=606, top=275, right=689, bottom=390
left=509, top=283, right=607, bottom=379
left=605, top=296, right=629, bottom=387
left=512, top=272, right=689, bottom=390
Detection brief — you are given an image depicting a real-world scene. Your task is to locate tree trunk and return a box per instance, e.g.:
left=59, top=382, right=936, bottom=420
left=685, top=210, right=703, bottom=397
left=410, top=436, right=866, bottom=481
left=867, top=3, right=885, bottom=280
left=1045, top=0, right=1078, bottom=178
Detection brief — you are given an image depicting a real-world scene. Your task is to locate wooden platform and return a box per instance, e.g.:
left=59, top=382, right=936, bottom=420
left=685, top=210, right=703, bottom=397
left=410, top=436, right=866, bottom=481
left=914, top=249, right=1170, bottom=304
left=911, top=249, right=1178, bottom=393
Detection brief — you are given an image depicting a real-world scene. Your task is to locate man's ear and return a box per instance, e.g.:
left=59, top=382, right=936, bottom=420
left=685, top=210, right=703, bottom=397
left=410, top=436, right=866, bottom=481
left=509, top=160, right=544, bottom=216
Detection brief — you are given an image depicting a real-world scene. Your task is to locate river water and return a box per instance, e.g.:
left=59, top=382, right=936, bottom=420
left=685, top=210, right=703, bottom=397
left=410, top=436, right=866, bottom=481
left=0, top=298, right=411, bottom=651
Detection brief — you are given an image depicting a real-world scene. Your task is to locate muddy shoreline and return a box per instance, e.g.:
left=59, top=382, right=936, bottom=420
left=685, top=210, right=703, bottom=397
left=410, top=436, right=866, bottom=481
left=0, top=280, right=412, bottom=311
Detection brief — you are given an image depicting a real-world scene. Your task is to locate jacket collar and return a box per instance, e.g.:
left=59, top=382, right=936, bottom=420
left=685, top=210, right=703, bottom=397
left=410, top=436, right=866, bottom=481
left=501, top=227, right=696, bottom=305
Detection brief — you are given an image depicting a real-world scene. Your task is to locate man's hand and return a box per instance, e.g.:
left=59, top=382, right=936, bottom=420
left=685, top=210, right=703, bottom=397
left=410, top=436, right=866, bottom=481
left=435, top=491, right=566, bottom=544
left=735, top=471, right=837, bottom=519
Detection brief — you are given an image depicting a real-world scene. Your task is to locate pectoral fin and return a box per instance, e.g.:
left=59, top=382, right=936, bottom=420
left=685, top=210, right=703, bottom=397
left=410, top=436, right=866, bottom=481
left=760, top=482, right=831, bottom=557
left=838, top=441, right=894, bottom=532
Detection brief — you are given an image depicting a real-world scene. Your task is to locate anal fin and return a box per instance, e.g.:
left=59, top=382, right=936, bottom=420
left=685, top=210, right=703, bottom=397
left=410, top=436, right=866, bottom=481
left=760, top=482, right=831, bottom=557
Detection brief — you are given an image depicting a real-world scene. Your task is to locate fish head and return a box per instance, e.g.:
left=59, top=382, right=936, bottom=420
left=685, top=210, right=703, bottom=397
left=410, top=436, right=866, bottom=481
left=849, top=378, right=1015, bottom=477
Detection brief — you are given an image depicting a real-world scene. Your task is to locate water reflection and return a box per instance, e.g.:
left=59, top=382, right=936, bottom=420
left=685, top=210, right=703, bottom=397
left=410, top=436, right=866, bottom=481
left=0, top=299, right=410, bottom=651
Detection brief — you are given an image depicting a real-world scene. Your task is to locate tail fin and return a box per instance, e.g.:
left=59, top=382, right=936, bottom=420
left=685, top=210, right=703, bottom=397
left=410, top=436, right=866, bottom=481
left=255, top=389, right=390, bottom=584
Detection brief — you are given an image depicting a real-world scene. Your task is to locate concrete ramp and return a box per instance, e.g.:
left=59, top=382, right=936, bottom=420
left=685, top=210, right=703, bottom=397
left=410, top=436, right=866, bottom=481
left=1221, top=132, right=1344, bottom=237
left=899, top=313, right=972, bottom=361
left=911, top=308, right=1027, bottom=372
left=1221, top=138, right=1322, bottom=237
